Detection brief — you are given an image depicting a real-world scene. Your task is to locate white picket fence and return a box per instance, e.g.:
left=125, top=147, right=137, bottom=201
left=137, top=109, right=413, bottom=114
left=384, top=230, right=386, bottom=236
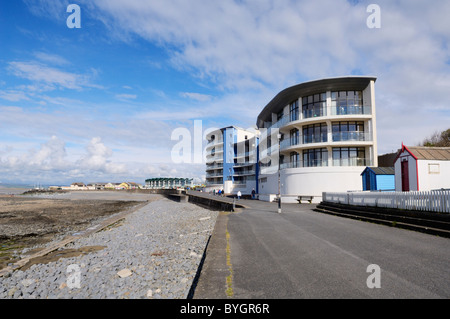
left=322, top=190, right=450, bottom=213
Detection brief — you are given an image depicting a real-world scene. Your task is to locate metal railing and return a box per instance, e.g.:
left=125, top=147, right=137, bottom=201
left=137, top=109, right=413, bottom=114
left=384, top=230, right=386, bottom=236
left=280, top=157, right=370, bottom=169
left=330, top=105, right=371, bottom=116
left=332, top=131, right=372, bottom=142
left=280, top=159, right=329, bottom=169
left=323, top=190, right=450, bottom=213
left=332, top=157, right=370, bottom=167
left=206, top=163, right=224, bottom=170
left=263, top=104, right=373, bottom=132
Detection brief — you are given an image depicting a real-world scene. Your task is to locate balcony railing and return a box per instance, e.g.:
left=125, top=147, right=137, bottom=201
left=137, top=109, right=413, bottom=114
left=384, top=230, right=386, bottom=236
left=332, top=131, right=372, bottom=142
left=280, top=159, right=329, bottom=169
left=279, top=131, right=372, bottom=151
left=206, top=163, right=223, bottom=170
left=233, top=170, right=256, bottom=176
left=280, top=157, right=370, bottom=169
left=235, top=150, right=257, bottom=158
left=206, top=168, right=223, bottom=176
left=263, top=104, right=372, bottom=132
left=331, top=105, right=371, bottom=116
left=206, top=139, right=224, bottom=147
left=332, top=157, right=370, bottom=167
left=302, top=106, right=327, bottom=119
left=271, top=116, right=290, bottom=129
left=280, top=138, right=301, bottom=150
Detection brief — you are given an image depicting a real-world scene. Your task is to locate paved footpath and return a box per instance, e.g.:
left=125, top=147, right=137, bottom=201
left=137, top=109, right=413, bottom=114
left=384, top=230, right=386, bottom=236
left=191, top=193, right=450, bottom=299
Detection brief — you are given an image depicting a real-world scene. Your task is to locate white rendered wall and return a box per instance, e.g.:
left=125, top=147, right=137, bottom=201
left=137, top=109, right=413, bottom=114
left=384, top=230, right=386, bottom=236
left=258, top=167, right=365, bottom=203
left=281, top=167, right=365, bottom=203
left=417, top=160, right=450, bottom=191
left=258, top=172, right=279, bottom=199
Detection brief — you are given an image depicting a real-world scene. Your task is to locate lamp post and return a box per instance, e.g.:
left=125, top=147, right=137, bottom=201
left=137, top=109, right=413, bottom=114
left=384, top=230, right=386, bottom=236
left=277, top=133, right=282, bottom=214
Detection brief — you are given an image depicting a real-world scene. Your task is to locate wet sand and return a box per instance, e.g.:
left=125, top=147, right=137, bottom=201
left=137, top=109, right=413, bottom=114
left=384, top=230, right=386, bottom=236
left=0, top=191, right=160, bottom=271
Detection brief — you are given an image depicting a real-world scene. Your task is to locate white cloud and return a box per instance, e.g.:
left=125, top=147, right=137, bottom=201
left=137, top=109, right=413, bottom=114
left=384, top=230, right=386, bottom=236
left=13, top=0, right=450, bottom=175
left=7, top=61, right=101, bottom=91
left=180, top=92, right=212, bottom=102
left=23, top=0, right=71, bottom=22
left=28, top=136, right=67, bottom=169
left=33, top=52, right=70, bottom=66
left=115, top=93, right=137, bottom=101
left=0, top=90, right=30, bottom=102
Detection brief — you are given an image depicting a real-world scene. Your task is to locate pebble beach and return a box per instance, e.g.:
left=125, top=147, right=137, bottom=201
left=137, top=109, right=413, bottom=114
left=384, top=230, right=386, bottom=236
left=0, top=195, right=218, bottom=299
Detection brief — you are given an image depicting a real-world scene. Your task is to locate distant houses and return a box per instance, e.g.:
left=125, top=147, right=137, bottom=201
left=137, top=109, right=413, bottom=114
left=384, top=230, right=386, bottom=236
left=58, top=180, right=198, bottom=191
left=70, top=182, right=87, bottom=190
left=57, top=179, right=194, bottom=191
left=57, top=181, right=143, bottom=191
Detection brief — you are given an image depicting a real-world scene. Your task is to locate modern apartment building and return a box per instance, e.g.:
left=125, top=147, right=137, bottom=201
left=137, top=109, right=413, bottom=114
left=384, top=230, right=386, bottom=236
left=145, top=177, right=193, bottom=189
left=205, top=126, right=259, bottom=195
left=257, top=76, right=378, bottom=203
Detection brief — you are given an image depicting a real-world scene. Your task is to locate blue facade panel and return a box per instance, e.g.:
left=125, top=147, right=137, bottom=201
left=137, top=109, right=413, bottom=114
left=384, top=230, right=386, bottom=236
left=376, top=175, right=395, bottom=191
left=362, top=167, right=395, bottom=191
left=222, top=127, right=235, bottom=183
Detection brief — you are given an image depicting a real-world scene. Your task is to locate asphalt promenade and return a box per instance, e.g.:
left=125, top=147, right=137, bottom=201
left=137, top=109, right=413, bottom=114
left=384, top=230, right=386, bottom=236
left=190, top=192, right=450, bottom=299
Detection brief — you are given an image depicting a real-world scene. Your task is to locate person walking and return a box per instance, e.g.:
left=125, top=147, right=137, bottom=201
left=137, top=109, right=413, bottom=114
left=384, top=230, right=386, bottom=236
left=251, top=188, right=256, bottom=199
left=237, top=190, right=241, bottom=200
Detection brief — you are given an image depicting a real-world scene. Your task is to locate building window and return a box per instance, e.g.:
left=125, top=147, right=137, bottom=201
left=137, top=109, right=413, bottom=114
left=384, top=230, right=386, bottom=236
left=290, top=128, right=299, bottom=146
left=277, top=109, right=284, bottom=121
left=302, top=93, right=326, bottom=119
left=331, top=91, right=366, bottom=115
left=303, top=123, right=327, bottom=144
left=289, top=100, right=299, bottom=122
left=332, top=147, right=366, bottom=166
left=303, top=148, right=328, bottom=167
left=332, top=121, right=365, bottom=141
left=290, top=152, right=300, bottom=168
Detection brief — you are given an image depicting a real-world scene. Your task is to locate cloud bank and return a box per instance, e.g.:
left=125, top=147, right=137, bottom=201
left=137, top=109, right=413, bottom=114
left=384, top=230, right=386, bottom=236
left=1, top=0, right=449, bottom=184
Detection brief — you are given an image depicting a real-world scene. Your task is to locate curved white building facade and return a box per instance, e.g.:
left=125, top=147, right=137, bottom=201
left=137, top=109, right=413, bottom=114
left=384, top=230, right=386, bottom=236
left=257, top=76, right=378, bottom=203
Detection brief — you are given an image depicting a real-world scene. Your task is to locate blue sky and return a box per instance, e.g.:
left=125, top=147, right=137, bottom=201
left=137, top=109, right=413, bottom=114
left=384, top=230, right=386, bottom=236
left=0, top=0, right=449, bottom=185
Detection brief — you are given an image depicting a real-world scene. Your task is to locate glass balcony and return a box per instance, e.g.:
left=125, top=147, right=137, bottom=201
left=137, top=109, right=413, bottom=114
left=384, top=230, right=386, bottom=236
left=206, top=163, right=223, bottom=170
left=332, top=157, right=370, bottom=167
left=302, top=105, right=327, bottom=119
left=233, top=170, right=256, bottom=176
left=280, top=138, right=300, bottom=150
left=280, top=159, right=329, bottom=169
left=332, top=131, right=372, bottom=142
left=279, top=157, right=370, bottom=169
left=331, top=105, right=371, bottom=116
left=206, top=171, right=223, bottom=178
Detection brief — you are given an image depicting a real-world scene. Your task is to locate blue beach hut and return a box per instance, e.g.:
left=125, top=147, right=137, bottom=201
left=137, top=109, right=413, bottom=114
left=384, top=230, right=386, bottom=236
left=361, top=167, right=395, bottom=191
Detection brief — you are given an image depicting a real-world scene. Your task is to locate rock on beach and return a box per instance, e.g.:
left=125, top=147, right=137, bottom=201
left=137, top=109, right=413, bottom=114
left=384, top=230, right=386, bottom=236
left=0, top=197, right=218, bottom=299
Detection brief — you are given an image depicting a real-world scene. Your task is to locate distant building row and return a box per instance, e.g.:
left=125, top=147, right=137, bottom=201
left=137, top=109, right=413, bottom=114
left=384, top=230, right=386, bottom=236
left=144, top=178, right=194, bottom=189
left=51, top=182, right=142, bottom=191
